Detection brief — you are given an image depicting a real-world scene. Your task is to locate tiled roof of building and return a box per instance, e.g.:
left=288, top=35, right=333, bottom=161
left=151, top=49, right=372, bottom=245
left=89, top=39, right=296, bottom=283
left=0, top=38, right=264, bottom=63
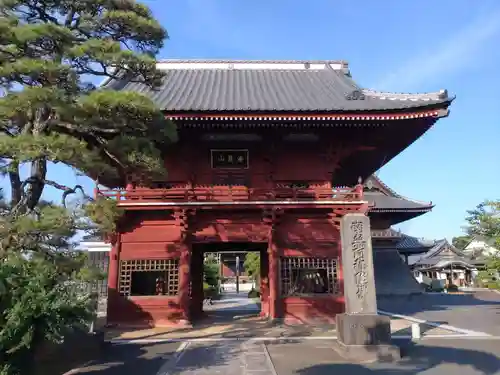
left=366, top=193, right=433, bottom=212
left=104, top=60, right=452, bottom=113
left=410, top=239, right=476, bottom=268
left=364, top=175, right=433, bottom=212
left=396, top=234, right=435, bottom=253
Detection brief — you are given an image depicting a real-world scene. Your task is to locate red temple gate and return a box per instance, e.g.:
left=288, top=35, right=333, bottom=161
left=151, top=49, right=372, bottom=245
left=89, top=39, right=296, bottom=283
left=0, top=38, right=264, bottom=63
left=97, top=59, right=452, bottom=327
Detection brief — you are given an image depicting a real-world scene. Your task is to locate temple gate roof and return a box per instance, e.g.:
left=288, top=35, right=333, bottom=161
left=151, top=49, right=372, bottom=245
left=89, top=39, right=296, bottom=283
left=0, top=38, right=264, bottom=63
left=104, top=60, right=452, bottom=113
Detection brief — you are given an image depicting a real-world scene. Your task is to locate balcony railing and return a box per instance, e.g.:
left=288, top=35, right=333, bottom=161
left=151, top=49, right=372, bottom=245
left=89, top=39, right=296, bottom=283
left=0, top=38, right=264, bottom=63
left=96, top=186, right=363, bottom=203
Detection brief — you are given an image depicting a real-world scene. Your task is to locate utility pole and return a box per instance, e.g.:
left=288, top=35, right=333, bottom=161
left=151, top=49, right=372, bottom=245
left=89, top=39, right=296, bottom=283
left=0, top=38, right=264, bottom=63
left=236, top=255, right=240, bottom=294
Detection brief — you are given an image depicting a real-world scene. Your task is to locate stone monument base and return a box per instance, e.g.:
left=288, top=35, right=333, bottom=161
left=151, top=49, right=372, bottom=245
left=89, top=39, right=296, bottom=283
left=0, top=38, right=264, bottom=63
left=334, top=313, right=401, bottom=362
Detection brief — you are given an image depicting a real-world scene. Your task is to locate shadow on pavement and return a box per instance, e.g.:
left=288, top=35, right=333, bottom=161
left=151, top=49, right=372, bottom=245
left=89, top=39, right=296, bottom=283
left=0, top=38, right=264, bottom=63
left=74, top=341, right=240, bottom=374
left=290, top=321, right=500, bottom=375
left=294, top=341, right=500, bottom=375
left=65, top=342, right=168, bottom=374
left=377, top=291, right=500, bottom=315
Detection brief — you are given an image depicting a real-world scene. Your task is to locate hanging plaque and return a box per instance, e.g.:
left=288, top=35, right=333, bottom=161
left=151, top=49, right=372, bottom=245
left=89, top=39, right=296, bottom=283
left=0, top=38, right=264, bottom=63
left=211, top=149, right=249, bottom=169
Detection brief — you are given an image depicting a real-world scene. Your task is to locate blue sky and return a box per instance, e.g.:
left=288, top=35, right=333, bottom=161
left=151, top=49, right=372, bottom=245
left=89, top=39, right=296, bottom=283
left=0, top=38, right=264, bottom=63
left=3, top=0, right=500, bottom=242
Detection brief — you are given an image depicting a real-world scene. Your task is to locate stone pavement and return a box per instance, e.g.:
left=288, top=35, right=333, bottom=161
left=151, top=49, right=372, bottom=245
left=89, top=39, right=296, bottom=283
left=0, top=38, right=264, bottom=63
left=75, top=291, right=500, bottom=374
left=378, top=290, right=500, bottom=336
left=203, top=291, right=261, bottom=314
left=69, top=337, right=500, bottom=375
left=269, top=338, right=500, bottom=375
left=161, top=341, right=276, bottom=375
left=105, top=314, right=457, bottom=343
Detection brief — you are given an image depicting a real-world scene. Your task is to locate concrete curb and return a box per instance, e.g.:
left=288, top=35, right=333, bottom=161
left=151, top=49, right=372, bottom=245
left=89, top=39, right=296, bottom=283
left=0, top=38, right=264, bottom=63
left=111, top=336, right=340, bottom=345
left=378, top=309, right=491, bottom=337
left=62, top=360, right=96, bottom=375
left=155, top=341, right=190, bottom=375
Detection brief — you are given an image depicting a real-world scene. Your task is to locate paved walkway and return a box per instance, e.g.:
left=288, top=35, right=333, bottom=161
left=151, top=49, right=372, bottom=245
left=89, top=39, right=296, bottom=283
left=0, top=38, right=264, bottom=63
left=68, top=337, right=500, bottom=375
left=378, top=290, right=500, bottom=336
left=73, top=291, right=500, bottom=374
left=105, top=292, right=459, bottom=343
left=160, top=341, right=276, bottom=375
left=204, top=292, right=261, bottom=315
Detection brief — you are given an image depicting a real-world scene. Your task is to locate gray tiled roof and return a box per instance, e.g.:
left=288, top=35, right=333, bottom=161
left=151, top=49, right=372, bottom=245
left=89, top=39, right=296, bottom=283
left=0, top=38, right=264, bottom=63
left=421, top=239, right=465, bottom=259
left=105, top=60, right=452, bottom=112
left=410, top=239, right=476, bottom=268
left=363, top=175, right=433, bottom=213
left=396, top=234, right=435, bottom=252
left=365, top=192, right=433, bottom=212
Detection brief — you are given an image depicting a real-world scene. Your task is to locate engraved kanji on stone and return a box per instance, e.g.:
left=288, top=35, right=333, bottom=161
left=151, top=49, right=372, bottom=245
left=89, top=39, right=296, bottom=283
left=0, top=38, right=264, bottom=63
left=350, top=220, right=369, bottom=301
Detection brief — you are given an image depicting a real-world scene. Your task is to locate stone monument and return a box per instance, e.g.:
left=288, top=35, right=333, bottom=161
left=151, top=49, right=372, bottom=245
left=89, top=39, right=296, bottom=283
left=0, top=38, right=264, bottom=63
left=336, top=213, right=401, bottom=362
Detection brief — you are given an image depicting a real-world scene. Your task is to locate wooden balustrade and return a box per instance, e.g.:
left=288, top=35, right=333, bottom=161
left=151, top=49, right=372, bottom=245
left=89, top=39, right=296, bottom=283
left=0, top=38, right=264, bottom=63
left=96, top=185, right=363, bottom=203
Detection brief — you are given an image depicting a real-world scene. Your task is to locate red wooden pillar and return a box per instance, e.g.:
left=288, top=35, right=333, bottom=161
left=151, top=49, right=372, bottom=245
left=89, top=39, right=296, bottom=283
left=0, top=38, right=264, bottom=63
left=190, top=250, right=204, bottom=320
left=260, top=250, right=270, bottom=317
left=178, top=240, right=192, bottom=325
left=268, top=230, right=279, bottom=319
left=106, top=235, right=120, bottom=321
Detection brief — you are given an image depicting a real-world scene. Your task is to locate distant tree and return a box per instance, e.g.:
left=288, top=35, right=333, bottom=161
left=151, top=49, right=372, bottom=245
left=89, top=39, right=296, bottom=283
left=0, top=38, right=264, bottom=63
left=464, top=200, right=500, bottom=289
left=244, top=252, right=260, bottom=285
left=203, top=254, right=220, bottom=288
left=452, top=235, right=472, bottom=250
left=465, top=200, right=500, bottom=250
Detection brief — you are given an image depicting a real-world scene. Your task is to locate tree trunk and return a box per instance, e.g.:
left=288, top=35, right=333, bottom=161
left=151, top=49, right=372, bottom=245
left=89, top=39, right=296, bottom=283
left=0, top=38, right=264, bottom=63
left=26, top=158, right=47, bottom=210
left=9, top=161, right=22, bottom=206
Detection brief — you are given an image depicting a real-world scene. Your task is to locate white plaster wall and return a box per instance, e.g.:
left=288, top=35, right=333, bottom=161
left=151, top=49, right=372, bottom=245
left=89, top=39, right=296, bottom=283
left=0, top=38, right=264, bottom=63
left=80, top=241, right=111, bottom=252
left=464, top=240, right=498, bottom=256
left=222, top=282, right=254, bottom=293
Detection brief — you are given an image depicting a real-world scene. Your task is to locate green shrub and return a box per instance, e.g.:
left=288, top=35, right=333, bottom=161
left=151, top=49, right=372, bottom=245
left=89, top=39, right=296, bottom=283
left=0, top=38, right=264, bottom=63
left=485, top=281, right=500, bottom=290
left=248, top=289, right=260, bottom=298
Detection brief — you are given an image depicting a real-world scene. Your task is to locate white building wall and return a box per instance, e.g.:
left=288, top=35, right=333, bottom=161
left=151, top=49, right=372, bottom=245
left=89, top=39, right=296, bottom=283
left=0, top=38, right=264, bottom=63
left=463, top=240, right=498, bottom=256
left=80, top=241, right=111, bottom=252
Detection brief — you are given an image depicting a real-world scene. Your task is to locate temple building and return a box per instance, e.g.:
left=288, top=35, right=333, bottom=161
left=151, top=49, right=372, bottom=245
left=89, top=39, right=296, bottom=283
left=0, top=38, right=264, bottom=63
left=363, top=175, right=436, bottom=295
left=90, top=59, right=452, bottom=327
left=410, top=239, right=485, bottom=287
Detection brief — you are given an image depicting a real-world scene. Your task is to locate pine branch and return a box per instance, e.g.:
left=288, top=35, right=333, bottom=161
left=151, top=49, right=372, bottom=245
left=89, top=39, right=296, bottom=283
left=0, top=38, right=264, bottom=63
left=20, top=176, right=92, bottom=207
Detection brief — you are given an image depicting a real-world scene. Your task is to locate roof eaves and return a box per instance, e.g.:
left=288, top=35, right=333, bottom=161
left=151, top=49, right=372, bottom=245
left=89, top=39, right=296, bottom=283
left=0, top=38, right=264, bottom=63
left=369, top=175, right=434, bottom=207
left=156, top=58, right=349, bottom=65
left=369, top=206, right=434, bottom=213
left=362, top=88, right=451, bottom=103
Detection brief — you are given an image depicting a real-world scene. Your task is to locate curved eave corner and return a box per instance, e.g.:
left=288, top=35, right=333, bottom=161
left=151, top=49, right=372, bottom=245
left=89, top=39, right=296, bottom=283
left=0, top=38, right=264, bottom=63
left=369, top=206, right=434, bottom=213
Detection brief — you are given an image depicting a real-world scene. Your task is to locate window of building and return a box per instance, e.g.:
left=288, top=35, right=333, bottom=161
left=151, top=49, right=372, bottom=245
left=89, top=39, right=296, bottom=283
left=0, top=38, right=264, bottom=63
left=119, top=259, right=180, bottom=297
left=87, top=251, right=109, bottom=297
left=280, top=257, right=339, bottom=296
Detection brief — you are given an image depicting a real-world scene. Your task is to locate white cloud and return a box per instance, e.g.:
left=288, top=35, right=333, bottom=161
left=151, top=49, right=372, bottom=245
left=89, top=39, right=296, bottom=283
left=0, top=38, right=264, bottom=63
left=375, top=9, right=500, bottom=91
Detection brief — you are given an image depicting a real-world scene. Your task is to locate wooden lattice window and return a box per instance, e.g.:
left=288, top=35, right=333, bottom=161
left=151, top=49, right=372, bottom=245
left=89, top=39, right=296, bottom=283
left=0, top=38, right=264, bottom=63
left=280, top=257, right=339, bottom=296
left=119, top=259, right=180, bottom=297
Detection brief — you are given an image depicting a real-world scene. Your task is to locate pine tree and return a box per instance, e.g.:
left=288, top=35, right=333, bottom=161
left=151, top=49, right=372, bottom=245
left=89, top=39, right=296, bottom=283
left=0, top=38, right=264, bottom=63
left=0, top=1, right=171, bottom=373
left=0, top=0, right=175, bottom=214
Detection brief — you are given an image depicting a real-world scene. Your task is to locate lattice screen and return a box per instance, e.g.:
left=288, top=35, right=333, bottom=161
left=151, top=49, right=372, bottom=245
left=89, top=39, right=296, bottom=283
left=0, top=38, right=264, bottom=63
left=119, top=259, right=180, bottom=296
left=87, top=251, right=109, bottom=298
left=280, top=257, right=339, bottom=296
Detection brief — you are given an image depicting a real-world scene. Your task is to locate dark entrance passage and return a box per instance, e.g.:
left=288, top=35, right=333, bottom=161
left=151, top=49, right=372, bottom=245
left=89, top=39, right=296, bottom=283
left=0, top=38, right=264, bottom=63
left=190, top=242, right=269, bottom=323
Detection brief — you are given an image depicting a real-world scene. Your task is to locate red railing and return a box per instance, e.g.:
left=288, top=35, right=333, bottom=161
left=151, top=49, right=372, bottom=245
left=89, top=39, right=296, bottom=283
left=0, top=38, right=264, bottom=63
left=96, top=185, right=364, bottom=203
